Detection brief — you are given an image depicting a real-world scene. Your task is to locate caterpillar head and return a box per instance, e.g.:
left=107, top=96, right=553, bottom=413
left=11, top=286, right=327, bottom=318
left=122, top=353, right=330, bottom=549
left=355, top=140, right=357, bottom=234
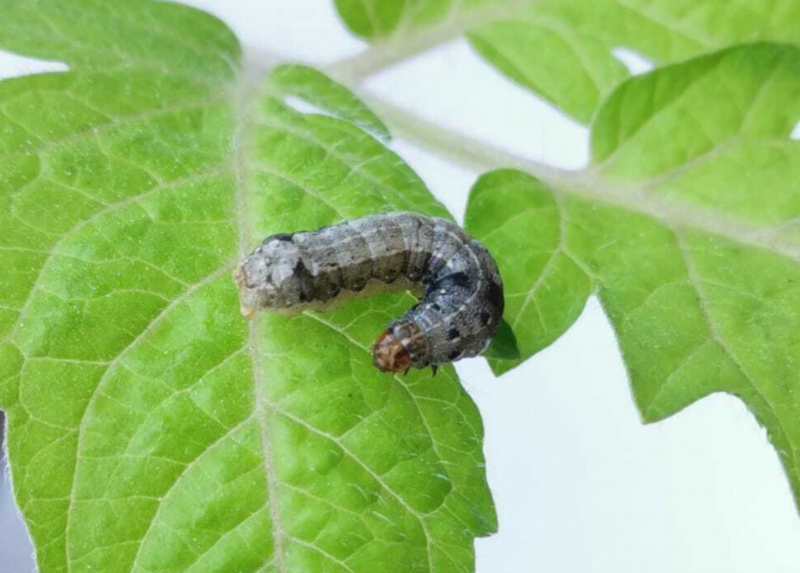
left=372, top=329, right=413, bottom=372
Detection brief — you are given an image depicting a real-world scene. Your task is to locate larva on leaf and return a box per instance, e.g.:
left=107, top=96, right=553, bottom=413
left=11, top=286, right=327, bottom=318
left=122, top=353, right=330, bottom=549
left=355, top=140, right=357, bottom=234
left=234, top=212, right=504, bottom=373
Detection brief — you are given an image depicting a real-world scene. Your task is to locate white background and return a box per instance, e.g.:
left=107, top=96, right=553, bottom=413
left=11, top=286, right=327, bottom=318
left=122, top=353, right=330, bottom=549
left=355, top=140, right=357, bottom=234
left=3, top=1, right=800, bottom=571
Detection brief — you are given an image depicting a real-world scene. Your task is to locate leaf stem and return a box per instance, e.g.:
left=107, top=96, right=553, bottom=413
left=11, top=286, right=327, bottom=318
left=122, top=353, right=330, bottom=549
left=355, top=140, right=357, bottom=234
left=327, top=28, right=464, bottom=83
left=327, top=0, right=537, bottom=82
left=360, top=91, right=578, bottom=183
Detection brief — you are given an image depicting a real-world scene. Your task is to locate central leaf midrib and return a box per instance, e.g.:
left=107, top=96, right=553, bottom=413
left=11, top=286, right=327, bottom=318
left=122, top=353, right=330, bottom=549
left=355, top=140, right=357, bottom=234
left=231, top=64, right=287, bottom=572
left=562, top=168, right=800, bottom=262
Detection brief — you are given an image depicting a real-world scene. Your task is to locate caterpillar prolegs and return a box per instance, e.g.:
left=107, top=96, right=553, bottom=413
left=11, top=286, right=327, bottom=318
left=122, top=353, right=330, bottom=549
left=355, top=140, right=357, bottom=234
left=234, top=212, right=504, bottom=373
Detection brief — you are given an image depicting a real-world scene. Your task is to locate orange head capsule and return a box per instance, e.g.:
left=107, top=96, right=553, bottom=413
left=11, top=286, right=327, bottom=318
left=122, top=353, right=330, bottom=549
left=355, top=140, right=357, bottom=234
left=372, top=329, right=412, bottom=372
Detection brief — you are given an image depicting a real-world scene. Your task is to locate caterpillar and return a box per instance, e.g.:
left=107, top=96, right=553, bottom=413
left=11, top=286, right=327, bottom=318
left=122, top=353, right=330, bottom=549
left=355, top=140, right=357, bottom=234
left=234, top=212, right=504, bottom=373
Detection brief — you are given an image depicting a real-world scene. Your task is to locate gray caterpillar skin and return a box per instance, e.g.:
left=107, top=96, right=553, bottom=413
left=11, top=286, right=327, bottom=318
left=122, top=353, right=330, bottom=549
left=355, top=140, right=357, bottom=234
left=234, top=212, right=504, bottom=372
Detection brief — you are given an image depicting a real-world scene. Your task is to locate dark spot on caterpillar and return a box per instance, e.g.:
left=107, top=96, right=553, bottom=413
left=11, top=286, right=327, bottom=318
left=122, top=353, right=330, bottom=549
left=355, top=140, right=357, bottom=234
left=449, top=272, right=472, bottom=288
left=269, top=233, right=294, bottom=242
left=293, top=259, right=314, bottom=302
left=293, top=259, right=309, bottom=276
left=234, top=212, right=504, bottom=372
left=487, top=279, right=504, bottom=315
left=431, top=271, right=471, bottom=291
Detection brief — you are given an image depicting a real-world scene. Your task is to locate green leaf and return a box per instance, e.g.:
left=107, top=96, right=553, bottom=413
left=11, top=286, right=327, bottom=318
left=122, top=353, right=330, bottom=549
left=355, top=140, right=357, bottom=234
left=0, top=2, right=495, bottom=572
left=464, top=43, right=800, bottom=506
left=465, top=170, right=593, bottom=374
left=480, top=318, right=520, bottom=362
left=268, top=64, right=391, bottom=142
left=334, top=0, right=800, bottom=122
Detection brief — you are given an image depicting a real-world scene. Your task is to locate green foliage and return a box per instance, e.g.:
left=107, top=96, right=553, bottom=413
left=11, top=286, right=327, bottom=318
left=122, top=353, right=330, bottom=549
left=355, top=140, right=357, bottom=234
left=336, top=0, right=800, bottom=527
left=5, top=0, right=800, bottom=571
left=335, top=0, right=800, bottom=122
left=0, top=2, right=494, bottom=572
left=465, top=43, right=800, bottom=507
